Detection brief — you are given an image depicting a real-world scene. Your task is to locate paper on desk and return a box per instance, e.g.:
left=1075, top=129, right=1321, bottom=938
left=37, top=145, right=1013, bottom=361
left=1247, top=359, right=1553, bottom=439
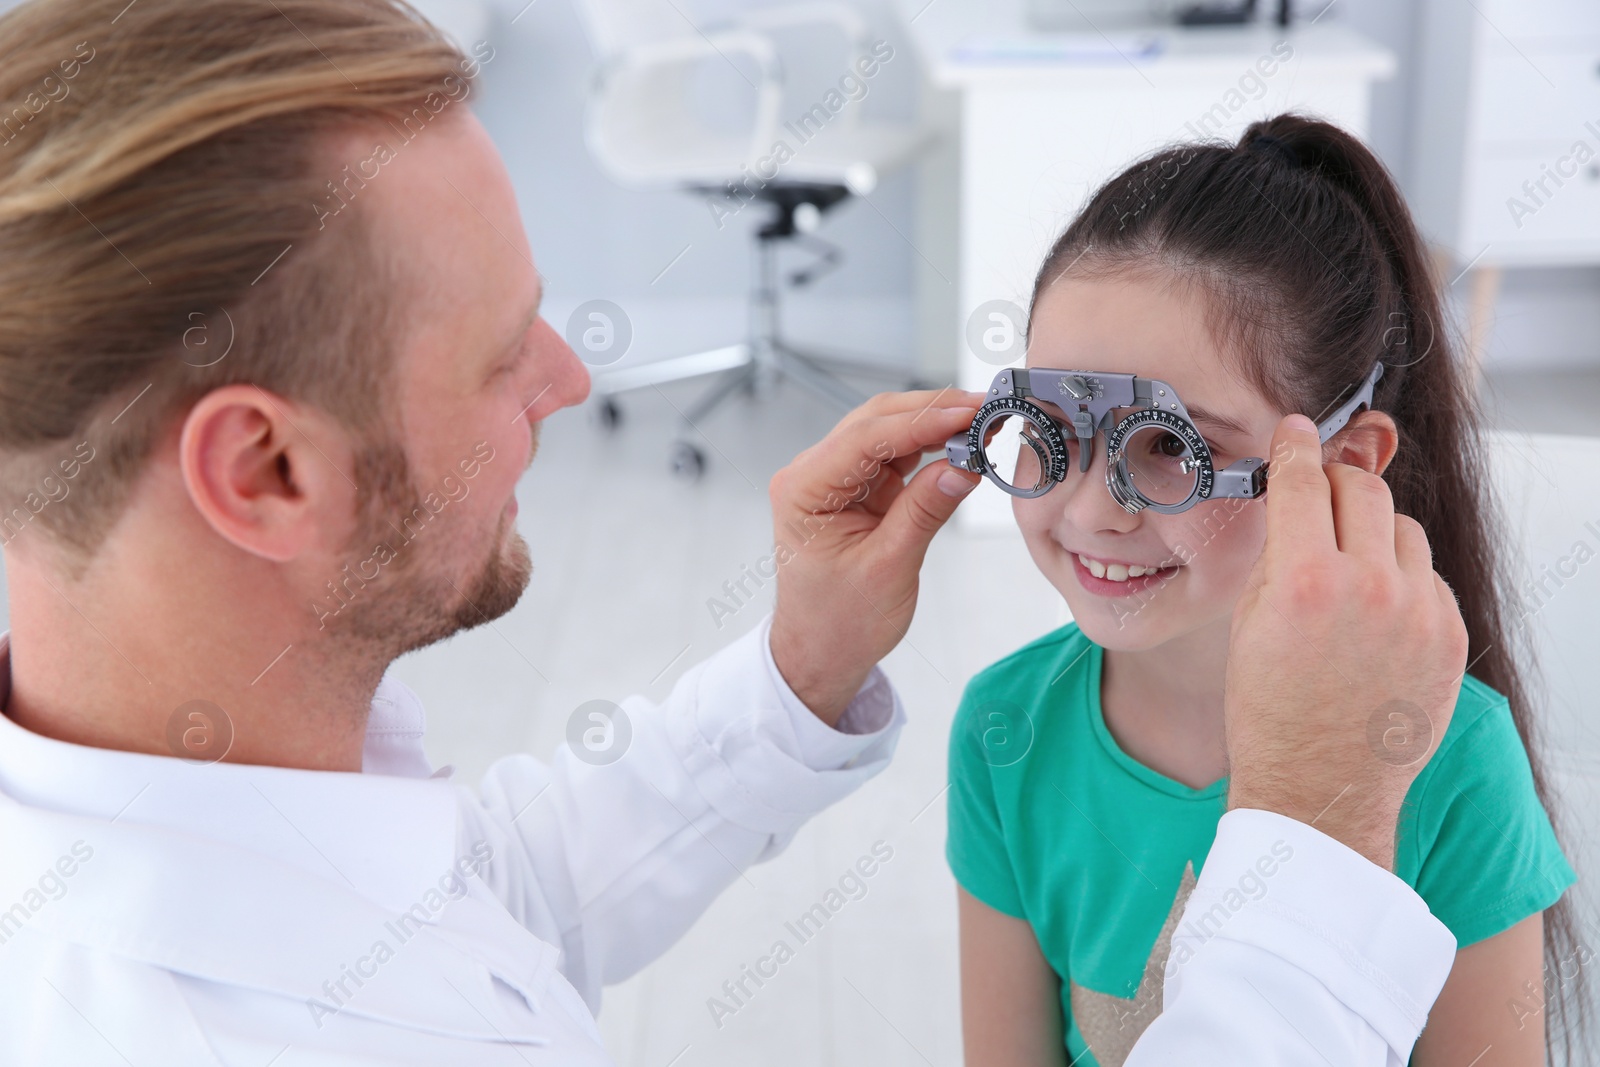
left=950, top=34, right=1165, bottom=64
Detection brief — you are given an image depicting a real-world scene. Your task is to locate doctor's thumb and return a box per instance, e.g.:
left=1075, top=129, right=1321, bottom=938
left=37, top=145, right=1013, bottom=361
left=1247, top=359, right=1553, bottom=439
left=876, top=461, right=979, bottom=562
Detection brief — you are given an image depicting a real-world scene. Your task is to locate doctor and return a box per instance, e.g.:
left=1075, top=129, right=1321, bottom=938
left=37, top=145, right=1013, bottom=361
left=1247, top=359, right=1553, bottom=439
left=0, top=0, right=1467, bottom=1063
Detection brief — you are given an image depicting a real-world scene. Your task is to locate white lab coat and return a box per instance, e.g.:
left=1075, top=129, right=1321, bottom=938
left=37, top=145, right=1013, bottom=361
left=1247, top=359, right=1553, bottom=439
left=0, top=618, right=1454, bottom=1065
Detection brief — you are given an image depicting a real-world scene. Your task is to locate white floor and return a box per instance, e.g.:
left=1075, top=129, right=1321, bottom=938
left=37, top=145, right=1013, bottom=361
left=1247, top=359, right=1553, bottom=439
left=0, top=359, right=1596, bottom=1066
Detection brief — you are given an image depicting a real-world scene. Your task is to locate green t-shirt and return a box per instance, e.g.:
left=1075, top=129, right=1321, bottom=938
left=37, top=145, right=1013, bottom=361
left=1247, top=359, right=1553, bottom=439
left=947, top=623, right=1576, bottom=1067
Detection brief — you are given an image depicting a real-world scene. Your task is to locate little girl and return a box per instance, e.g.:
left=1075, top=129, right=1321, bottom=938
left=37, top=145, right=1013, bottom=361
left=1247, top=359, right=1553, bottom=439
left=946, top=115, right=1582, bottom=1067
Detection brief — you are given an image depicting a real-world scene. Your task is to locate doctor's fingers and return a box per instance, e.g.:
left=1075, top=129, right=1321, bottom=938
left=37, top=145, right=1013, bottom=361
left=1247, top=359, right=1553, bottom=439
left=815, top=387, right=980, bottom=445
left=860, top=440, right=959, bottom=515
left=779, top=400, right=980, bottom=512
left=854, top=392, right=987, bottom=463
left=1325, top=461, right=1398, bottom=566
left=1398, top=513, right=1469, bottom=643
left=1392, top=512, right=1434, bottom=578
left=846, top=387, right=987, bottom=425
left=1261, top=414, right=1335, bottom=562
left=858, top=456, right=918, bottom=517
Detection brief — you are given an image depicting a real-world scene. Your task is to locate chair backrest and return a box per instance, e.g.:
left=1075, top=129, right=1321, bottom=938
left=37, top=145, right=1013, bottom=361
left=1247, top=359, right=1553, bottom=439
left=1486, top=428, right=1600, bottom=1032
left=570, top=0, right=688, bottom=56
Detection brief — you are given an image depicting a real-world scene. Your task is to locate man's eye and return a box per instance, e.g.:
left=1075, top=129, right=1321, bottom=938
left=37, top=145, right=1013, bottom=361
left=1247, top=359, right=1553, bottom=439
left=493, top=351, right=524, bottom=378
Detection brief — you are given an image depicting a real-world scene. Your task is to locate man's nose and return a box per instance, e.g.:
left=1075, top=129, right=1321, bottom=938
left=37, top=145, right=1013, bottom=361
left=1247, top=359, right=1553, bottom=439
left=524, top=317, right=591, bottom=420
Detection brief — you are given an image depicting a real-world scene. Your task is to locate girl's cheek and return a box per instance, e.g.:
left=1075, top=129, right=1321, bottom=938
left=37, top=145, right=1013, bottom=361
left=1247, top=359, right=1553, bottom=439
left=1174, top=500, right=1266, bottom=589
left=1012, top=495, right=1053, bottom=536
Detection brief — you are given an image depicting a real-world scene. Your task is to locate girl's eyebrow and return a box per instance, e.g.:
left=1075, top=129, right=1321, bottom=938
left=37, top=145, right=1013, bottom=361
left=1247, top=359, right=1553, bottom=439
left=1183, top=403, right=1250, bottom=437
left=1066, top=396, right=1251, bottom=439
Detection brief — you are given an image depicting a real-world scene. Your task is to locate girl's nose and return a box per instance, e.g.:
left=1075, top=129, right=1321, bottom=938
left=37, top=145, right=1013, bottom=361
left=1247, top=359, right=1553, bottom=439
left=1055, top=433, right=1143, bottom=535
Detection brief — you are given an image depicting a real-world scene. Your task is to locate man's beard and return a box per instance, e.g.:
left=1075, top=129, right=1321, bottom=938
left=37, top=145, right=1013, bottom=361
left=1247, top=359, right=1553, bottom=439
left=323, top=434, right=533, bottom=659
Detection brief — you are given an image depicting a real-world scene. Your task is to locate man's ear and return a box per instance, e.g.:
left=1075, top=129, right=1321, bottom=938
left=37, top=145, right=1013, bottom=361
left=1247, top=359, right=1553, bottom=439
left=178, top=385, right=354, bottom=562
left=1324, top=409, right=1399, bottom=477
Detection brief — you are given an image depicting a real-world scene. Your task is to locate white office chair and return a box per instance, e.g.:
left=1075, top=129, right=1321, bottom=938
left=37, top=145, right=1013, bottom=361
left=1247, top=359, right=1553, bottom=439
left=573, top=0, right=936, bottom=477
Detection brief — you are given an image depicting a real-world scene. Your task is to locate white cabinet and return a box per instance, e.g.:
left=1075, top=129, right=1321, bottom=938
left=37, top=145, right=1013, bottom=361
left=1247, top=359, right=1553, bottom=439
left=1412, top=0, right=1600, bottom=267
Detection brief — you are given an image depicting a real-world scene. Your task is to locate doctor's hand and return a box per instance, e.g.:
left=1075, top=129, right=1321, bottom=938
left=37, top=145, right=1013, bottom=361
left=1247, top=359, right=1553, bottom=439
left=1223, top=414, right=1470, bottom=871
left=767, top=389, right=985, bottom=727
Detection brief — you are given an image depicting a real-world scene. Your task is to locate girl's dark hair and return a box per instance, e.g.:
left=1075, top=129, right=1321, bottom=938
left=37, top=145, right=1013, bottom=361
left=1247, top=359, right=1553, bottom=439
left=1031, top=113, right=1590, bottom=1061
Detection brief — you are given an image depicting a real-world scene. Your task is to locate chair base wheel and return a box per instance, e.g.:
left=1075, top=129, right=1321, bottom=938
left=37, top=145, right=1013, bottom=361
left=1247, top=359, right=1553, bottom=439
left=670, top=441, right=706, bottom=480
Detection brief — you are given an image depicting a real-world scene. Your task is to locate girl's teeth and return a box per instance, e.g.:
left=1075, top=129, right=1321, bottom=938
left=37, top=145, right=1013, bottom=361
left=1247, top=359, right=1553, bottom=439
left=1077, top=553, right=1171, bottom=582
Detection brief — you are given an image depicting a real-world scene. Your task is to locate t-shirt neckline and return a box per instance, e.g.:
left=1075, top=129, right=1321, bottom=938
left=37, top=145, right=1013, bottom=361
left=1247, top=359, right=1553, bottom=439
left=1082, top=636, right=1229, bottom=802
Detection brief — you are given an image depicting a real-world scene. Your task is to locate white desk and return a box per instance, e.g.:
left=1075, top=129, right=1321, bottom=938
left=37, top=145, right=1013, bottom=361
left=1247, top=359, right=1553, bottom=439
left=899, top=1, right=1395, bottom=529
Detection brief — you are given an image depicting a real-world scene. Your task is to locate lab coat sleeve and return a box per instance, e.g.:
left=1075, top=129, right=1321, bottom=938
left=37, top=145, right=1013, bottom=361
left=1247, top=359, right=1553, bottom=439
left=464, top=612, right=904, bottom=1011
left=1128, top=809, right=1458, bottom=1067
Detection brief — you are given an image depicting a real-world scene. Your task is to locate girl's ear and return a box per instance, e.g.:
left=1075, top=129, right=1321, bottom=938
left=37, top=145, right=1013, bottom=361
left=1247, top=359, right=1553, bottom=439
left=1324, top=410, right=1399, bottom=477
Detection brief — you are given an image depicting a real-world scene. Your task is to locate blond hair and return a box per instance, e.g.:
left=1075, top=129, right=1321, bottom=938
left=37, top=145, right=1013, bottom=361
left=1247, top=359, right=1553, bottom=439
left=0, top=0, right=482, bottom=572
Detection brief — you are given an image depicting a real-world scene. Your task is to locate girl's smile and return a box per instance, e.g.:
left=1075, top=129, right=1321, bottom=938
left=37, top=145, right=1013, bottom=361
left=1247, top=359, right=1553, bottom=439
left=1065, top=548, right=1183, bottom=597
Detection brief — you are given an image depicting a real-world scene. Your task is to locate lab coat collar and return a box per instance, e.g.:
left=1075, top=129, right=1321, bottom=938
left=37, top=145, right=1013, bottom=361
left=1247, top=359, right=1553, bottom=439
left=0, top=630, right=457, bottom=916
left=0, top=631, right=551, bottom=1045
